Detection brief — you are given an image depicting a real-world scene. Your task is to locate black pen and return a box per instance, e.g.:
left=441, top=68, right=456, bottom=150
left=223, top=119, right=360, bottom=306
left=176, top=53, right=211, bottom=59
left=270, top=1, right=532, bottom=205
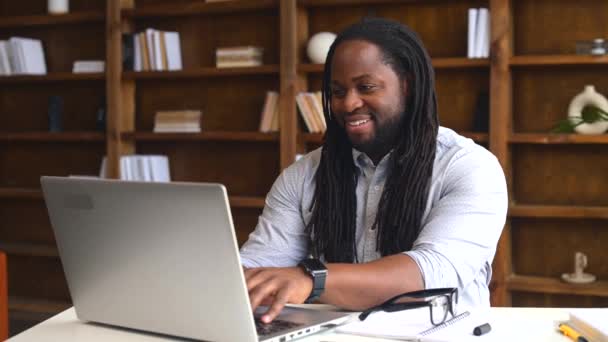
left=473, top=323, right=491, bottom=336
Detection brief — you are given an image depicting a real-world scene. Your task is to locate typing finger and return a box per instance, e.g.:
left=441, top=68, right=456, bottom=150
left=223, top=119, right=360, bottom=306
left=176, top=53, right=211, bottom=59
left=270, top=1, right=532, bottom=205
left=261, top=286, right=290, bottom=323
left=249, top=278, right=279, bottom=312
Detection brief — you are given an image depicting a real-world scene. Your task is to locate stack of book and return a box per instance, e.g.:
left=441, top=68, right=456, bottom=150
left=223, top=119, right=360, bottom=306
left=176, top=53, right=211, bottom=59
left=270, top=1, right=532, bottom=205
left=0, top=37, right=47, bottom=75
left=125, top=28, right=182, bottom=71
left=467, top=8, right=490, bottom=58
left=153, top=110, right=202, bottom=133
left=296, top=91, right=326, bottom=133
left=72, top=60, right=105, bottom=73
left=259, top=91, right=279, bottom=132
left=216, top=46, right=263, bottom=68
left=100, top=155, right=171, bottom=182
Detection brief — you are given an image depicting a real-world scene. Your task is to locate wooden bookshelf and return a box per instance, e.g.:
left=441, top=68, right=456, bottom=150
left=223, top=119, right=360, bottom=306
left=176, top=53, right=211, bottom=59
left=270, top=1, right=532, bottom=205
left=507, top=275, right=608, bottom=297
left=230, top=196, right=266, bottom=209
left=122, top=131, right=279, bottom=142
left=510, top=55, right=608, bottom=66
left=0, top=11, right=104, bottom=28
left=123, top=66, right=280, bottom=80
left=298, top=58, right=489, bottom=73
left=0, top=0, right=107, bottom=334
left=0, top=188, right=43, bottom=199
left=0, top=132, right=105, bottom=142
left=8, top=297, right=71, bottom=315
left=122, top=0, right=278, bottom=18
left=0, top=73, right=104, bottom=83
left=509, top=204, right=608, bottom=219
left=0, top=243, right=58, bottom=258
left=510, top=133, right=608, bottom=144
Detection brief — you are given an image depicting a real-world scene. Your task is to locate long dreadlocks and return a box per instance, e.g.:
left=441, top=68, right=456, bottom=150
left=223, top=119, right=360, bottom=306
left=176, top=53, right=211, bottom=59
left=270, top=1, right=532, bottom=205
left=306, top=18, right=439, bottom=263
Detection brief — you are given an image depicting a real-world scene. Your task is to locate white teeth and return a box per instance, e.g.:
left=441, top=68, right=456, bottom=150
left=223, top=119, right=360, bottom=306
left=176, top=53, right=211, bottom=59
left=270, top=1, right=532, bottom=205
left=348, top=119, right=370, bottom=126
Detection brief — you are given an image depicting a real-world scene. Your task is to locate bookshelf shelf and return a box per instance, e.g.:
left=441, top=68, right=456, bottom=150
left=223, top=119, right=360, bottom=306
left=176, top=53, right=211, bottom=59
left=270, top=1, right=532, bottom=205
left=122, top=0, right=278, bottom=18
left=0, top=188, right=43, bottom=200
left=298, top=58, right=489, bottom=73
left=123, top=66, right=280, bottom=80
left=299, top=0, right=426, bottom=6
left=229, top=196, right=265, bottom=209
left=0, top=11, right=105, bottom=28
left=507, top=275, right=608, bottom=297
left=0, top=73, right=104, bottom=83
left=301, top=132, right=487, bottom=145
left=509, top=133, right=608, bottom=144
left=9, top=297, right=71, bottom=315
left=510, top=55, right=608, bottom=66
left=509, top=204, right=608, bottom=219
left=0, top=132, right=105, bottom=143
left=122, top=131, right=279, bottom=143
left=0, top=242, right=58, bottom=258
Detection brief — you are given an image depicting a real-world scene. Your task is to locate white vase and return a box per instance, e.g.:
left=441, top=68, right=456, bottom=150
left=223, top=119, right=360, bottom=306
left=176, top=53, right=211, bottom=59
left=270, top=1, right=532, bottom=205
left=307, top=32, right=336, bottom=64
left=48, top=0, right=69, bottom=15
left=567, top=85, right=608, bottom=135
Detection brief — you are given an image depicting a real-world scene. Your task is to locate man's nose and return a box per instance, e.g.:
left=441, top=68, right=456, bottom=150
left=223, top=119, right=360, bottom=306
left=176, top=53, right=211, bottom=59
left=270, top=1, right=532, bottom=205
left=342, top=90, right=363, bottom=113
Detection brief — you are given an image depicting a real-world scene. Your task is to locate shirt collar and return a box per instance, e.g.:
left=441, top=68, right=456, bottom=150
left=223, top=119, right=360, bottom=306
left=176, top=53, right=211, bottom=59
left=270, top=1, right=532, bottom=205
left=351, top=148, right=393, bottom=170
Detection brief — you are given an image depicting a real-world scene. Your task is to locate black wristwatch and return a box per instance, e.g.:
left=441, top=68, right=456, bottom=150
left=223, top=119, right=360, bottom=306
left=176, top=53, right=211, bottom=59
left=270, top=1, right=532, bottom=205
left=298, top=258, right=327, bottom=303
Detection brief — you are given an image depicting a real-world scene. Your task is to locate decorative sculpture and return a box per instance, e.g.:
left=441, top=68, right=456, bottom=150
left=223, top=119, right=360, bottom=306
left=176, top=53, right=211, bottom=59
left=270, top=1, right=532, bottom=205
left=561, top=252, right=597, bottom=284
left=307, top=32, right=336, bottom=64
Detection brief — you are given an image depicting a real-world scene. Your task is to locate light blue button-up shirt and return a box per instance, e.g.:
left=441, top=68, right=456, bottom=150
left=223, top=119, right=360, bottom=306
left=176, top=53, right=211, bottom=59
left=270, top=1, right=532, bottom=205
left=240, top=127, right=508, bottom=308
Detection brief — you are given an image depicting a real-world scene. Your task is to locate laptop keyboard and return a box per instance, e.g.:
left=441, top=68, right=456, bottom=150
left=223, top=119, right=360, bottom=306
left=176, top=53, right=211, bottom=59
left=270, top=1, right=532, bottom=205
left=254, top=317, right=303, bottom=337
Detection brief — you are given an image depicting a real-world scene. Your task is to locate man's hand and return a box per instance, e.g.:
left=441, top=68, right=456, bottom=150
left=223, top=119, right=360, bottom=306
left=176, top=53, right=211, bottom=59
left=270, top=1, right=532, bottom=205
left=244, top=266, right=313, bottom=323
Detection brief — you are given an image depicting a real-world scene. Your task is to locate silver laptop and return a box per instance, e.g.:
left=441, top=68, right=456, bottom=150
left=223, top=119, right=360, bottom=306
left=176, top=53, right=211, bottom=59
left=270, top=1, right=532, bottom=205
left=41, top=176, right=351, bottom=342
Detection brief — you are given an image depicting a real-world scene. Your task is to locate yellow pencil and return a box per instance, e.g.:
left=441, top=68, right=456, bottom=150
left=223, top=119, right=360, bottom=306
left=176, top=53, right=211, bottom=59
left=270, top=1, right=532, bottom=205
left=558, top=323, right=589, bottom=342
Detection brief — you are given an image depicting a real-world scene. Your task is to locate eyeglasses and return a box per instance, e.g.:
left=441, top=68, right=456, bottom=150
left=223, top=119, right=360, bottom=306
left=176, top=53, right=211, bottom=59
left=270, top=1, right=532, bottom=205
left=358, top=287, right=458, bottom=326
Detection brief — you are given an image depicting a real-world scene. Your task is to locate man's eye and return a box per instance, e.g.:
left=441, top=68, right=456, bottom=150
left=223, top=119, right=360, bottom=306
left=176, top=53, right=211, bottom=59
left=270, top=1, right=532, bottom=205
left=331, top=89, right=346, bottom=98
left=359, top=84, right=375, bottom=92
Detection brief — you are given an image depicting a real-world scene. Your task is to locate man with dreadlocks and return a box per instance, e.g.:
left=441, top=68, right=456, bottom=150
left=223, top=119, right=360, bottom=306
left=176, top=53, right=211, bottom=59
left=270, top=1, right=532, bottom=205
left=240, top=17, right=507, bottom=323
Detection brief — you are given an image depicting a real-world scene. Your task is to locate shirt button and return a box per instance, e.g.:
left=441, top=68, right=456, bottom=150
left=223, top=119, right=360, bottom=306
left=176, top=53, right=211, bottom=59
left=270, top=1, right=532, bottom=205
left=374, top=185, right=380, bottom=191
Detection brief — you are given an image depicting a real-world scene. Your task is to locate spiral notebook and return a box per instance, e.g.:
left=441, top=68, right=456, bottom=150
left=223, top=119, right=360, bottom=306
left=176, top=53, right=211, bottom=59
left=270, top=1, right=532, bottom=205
left=336, top=308, right=486, bottom=341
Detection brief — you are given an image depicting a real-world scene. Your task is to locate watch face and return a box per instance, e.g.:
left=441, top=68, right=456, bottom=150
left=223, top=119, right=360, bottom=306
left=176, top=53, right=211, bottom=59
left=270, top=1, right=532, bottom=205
left=302, top=258, right=327, bottom=271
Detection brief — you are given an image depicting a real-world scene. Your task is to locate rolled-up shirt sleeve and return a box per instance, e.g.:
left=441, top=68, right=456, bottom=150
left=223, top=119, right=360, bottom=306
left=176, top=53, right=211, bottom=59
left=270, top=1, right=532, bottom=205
left=240, top=158, right=311, bottom=268
left=404, top=147, right=508, bottom=295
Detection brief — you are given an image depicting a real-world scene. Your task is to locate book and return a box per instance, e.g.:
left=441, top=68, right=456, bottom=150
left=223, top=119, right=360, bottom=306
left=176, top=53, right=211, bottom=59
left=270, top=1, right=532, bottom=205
left=100, top=155, right=171, bottom=182
left=259, top=91, right=279, bottom=133
left=154, top=110, right=202, bottom=133
left=467, top=9, right=478, bottom=58
left=216, top=46, right=263, bottom=68
left=72, top=60, right=105, bottom=73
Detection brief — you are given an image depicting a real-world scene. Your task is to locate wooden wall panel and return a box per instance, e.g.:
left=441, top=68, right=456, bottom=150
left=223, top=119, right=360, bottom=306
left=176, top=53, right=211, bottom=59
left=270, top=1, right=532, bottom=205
left=435, top=69, right=489, bottom=132
left=136, top=141, right=279, bottom=196
left=7, top=256, right=70, bottom=301
left=0, top=144, right=105, bottom=187
left=0, top=82, right=106, bottom=132
left=511, top=218, right=607, bottom=278
left=305, top=0, right=487, bottom=60
left=232, top=208, right=263, bottom=247
left=0, top=26, right=105, bottom=73
left=135, top=77, right=280, bottom=131
left=513, top=0, right=608, bottom=55
left=0, top=199, right=54, bottom=244
left=513, top=67, right=608, bottom=133
left=134, top=10, right=279, bottom=68
left=0, top=0, right=103, bottom=16
left=512, top=145, right=608, bottom=205
left=512, top=292, right=608, bottom=307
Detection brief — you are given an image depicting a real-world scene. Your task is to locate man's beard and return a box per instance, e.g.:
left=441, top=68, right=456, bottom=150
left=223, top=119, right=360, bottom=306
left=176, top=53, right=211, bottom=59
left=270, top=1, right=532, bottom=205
left=351, top=111, right=405, bottom=160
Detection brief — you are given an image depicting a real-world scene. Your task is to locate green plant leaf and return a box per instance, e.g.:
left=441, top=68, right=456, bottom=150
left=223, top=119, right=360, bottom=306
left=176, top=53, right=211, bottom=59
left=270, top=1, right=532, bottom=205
left=551, top=120, right=576, bottom=133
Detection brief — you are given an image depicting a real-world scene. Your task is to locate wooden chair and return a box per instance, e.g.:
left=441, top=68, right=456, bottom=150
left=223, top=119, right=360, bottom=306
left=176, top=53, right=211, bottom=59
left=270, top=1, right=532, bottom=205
left=0, top=251, right=7, bottom=340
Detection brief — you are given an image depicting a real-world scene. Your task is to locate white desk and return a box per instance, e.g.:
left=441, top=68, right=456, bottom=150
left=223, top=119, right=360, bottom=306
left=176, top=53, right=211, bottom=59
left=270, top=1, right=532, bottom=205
left=7, top=307, right=599, bottom=342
